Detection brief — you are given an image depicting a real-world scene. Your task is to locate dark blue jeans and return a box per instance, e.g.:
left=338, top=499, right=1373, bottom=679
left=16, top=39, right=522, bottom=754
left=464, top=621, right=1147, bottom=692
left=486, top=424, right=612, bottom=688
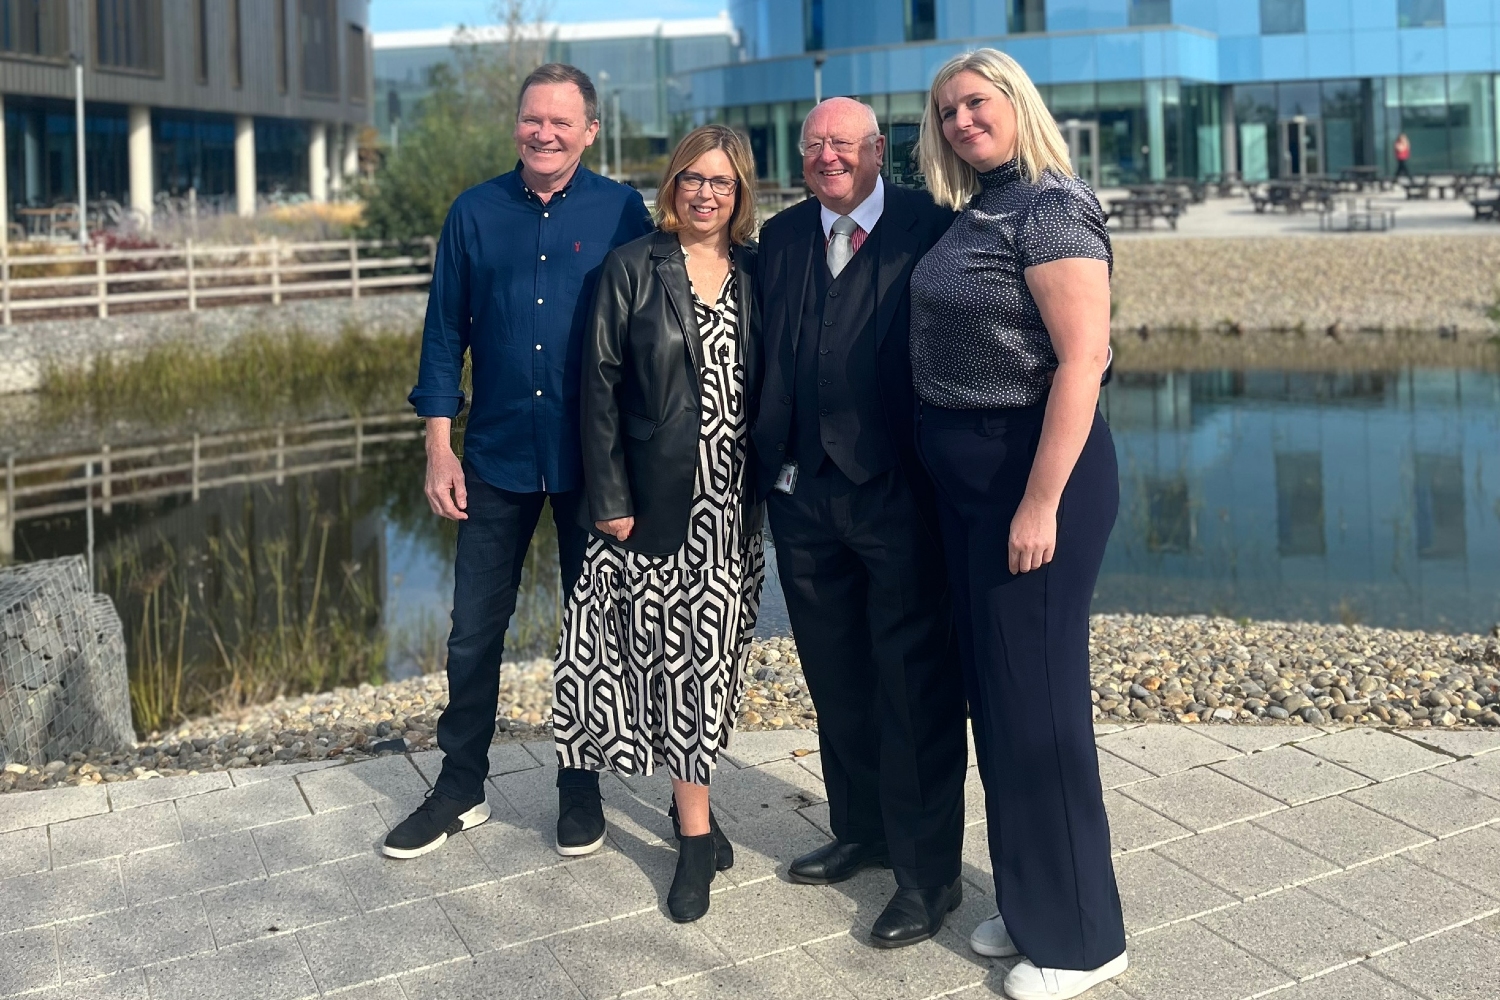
left=433, top=465, right=588, bottom=802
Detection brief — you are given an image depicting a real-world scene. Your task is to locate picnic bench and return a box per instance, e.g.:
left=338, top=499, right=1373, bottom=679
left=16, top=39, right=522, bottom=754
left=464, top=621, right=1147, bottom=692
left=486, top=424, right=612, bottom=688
left=1318, top=198, right=1398, bottom=232
left=1249, top=182, right=1333, bottom=214
left=1470, top=195, right=1500, bottom=220
left=1402, top=175, right=1456, bottom=199
left=1107, top=195, right=1184, bottom=230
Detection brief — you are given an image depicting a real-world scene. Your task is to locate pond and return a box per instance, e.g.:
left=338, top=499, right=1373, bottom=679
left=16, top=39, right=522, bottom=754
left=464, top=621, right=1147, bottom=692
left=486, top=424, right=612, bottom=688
left=7, top=365, right=1498, bottom=731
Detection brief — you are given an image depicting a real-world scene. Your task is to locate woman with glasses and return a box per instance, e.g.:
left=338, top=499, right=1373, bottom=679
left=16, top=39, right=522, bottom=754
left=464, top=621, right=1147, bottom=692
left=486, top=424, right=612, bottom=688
left=552, top=125, right=764, bottom=922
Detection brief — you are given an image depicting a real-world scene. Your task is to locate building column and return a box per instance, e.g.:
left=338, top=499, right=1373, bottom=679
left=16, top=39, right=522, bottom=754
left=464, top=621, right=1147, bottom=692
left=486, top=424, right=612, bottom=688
left=772, top=103, right=790, bottom=189
left=329, top=129, right=344, bottom=198
left=1145, top=80, right=1166, bottom=181
left=128, top=105, right=152, bottom=229
left=1221, top=86, right=1238, bottom=177
left=24, top=113, right=41, bottom=204
left=309, top=122, right=328, bottom=202
left=0, top=95, right=8, bottom=243
left=234, top=116, right=256, bottom=217
left=342, top=124, right=359, bottom=180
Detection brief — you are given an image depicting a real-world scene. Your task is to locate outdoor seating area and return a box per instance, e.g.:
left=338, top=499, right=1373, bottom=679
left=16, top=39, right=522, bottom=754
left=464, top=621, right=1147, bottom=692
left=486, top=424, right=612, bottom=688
left=1318, top=198, right=1398, bottom=232
left=1248, top=180, right=1336, bottom=214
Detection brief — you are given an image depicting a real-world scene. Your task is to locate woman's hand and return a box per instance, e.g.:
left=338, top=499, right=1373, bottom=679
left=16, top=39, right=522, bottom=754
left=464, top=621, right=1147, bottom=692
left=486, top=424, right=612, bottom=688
left=1008, top=496, right=1057, bottom=575
left=596, top=517, right=635, bottom=542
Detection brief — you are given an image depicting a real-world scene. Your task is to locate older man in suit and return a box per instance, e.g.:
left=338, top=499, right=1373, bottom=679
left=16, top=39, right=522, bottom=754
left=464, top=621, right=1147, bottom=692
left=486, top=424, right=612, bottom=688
left=753, top=98, right=967, bottom=947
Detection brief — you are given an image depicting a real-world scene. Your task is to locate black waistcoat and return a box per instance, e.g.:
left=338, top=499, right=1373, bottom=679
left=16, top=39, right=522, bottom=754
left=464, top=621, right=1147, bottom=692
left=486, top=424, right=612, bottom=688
left=789, top=221, right=895, bottom=484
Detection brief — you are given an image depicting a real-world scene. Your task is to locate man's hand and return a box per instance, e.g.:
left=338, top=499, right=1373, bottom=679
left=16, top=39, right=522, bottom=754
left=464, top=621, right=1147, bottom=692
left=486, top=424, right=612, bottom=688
left=424, top=418, right=468, bottom=520
left=596, top=517, right=634, bottom=542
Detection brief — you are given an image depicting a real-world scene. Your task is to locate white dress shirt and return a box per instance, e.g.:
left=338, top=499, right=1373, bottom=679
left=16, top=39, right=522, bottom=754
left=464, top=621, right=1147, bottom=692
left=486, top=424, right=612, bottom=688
left=819, top=175, right=886, bottom=241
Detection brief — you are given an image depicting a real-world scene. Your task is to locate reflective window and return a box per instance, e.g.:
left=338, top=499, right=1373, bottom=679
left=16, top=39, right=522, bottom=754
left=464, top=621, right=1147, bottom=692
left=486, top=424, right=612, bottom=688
left=1260, top=0, right=1305, bottom=34
left=1129, top=0, right=1172, bottom=26
left=300, top=0, right=339, bottom=97
left=95, top=0, right=163, bottom=74
left=906, top=0, right=935, bottom=42
left=803, top=0, right=823, bottom=51
left=1398, top=0, right=1445, bottom=28
left=0, top=0, right=67, bottom=59
left=1008, top=0, right=1045, bottom=34
left=347, top=23, right=367, bottom=104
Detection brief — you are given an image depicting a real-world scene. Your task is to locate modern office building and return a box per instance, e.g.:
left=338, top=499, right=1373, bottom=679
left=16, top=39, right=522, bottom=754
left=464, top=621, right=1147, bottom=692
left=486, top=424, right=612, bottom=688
left=0, top=0, right=372, bottom=232
left=373, top=15, right=737, bottom=159
left=678, top=1, right=1499, bottom=188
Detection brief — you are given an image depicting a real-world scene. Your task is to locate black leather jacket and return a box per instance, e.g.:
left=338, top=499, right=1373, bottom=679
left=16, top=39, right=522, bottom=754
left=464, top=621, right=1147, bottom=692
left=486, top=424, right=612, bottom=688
left=581, top=230, right=763, bottom=556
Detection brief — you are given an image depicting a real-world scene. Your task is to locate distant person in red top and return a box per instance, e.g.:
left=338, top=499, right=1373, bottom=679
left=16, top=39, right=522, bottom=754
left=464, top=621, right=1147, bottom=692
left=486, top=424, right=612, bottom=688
left=1394, top=133, right=1412, bottom=182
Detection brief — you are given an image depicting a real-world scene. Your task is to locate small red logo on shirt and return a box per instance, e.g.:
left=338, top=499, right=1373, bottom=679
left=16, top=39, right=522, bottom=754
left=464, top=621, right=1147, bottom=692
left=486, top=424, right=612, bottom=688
left=574, top=241, right=581, bottom=252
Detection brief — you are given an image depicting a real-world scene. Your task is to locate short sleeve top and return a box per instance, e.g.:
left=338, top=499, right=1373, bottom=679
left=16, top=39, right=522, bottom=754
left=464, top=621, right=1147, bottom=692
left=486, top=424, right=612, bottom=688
left=909, top=158, right=1112, bottom=409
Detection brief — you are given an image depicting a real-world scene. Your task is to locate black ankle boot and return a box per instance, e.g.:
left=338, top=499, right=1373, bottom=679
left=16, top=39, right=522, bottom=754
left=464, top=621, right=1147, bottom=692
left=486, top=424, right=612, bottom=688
left=668, top=803, right=734, bottom=871
left=667, top=832, right=717, bottom=922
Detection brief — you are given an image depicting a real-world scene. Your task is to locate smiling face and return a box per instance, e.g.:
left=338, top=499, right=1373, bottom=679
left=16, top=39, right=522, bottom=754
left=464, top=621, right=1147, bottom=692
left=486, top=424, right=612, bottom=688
left=513, top=81, right=598, bottom=183
left=801, top=98, right=884, bottom=215
left=936, top=69, right=1018, bottom=173
left=672, top=148, right=738, bottom=242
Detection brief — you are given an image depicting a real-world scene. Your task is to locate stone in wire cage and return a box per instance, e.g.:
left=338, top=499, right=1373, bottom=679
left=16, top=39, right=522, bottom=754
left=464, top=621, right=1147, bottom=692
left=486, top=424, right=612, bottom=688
left=0, top=556, right=134, bottom=768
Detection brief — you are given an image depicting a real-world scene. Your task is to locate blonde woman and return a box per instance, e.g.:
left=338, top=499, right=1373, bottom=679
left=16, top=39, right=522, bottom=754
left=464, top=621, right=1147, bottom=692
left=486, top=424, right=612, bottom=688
left=909, top=49, right=1127, bottom=999
left=552, top=125, right=764, bottom=922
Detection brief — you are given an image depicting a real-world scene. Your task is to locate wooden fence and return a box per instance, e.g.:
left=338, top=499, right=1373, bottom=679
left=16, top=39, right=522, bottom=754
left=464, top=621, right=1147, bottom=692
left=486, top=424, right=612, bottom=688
left=0, top=413, right=424, bottom=560
left=0, top=238, right=435, bottom=324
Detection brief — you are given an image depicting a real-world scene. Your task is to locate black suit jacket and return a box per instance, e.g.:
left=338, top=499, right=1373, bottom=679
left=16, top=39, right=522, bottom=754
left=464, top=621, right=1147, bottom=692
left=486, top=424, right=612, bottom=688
left=582, top=230, right=763, bottom=556
left=752, top=184, right=955, bottom=524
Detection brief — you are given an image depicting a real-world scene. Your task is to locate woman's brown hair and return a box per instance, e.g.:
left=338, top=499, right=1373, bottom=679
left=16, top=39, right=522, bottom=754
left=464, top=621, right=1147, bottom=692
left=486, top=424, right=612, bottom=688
left=655, top=125, right=759, bottom=245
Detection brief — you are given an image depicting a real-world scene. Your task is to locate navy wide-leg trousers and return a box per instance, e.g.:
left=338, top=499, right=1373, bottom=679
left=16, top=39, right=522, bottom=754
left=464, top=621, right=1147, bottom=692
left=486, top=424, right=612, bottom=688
left=918, top=402, right=1127, bottom=971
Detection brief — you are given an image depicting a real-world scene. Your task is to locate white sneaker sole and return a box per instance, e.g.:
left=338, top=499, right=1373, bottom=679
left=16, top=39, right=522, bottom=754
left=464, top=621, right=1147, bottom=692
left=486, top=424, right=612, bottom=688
left=555, top=828, right=607, bottom=857
left=381, top=801, right=491, bottom=859
left=1004, top=952, right=1129, bottom=1000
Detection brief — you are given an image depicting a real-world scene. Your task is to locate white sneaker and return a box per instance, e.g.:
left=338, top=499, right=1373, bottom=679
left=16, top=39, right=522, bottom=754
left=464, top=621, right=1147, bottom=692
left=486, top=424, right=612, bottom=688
left=1003, top=952, right=1128, bottom=1000
left=969, top=912, right=1020, bottom=958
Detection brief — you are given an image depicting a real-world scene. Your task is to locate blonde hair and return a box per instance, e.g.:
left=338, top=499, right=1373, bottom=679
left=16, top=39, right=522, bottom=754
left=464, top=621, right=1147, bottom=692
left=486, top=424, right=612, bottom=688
left=655, top=125, right=759, bottom=246
left=918, top=48, right=1073, bottom=210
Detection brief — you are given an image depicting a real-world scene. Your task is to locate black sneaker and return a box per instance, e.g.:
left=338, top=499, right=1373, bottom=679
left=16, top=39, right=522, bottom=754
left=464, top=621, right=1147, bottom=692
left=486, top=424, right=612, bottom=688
left=382, top=790, right=490, bottom=859
left=556, top=782, right=607, bottom=856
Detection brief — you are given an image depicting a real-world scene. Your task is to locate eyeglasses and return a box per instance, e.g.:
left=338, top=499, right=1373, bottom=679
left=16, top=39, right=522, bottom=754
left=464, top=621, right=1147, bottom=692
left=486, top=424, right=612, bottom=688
left=798, top=134, right=878, bottom=157
left=677, top=172, right=739, bottom=196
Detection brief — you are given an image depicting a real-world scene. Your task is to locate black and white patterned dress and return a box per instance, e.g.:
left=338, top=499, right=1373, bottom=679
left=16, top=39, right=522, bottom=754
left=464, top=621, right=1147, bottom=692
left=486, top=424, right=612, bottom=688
left=553, top=266, right=765, bottom=786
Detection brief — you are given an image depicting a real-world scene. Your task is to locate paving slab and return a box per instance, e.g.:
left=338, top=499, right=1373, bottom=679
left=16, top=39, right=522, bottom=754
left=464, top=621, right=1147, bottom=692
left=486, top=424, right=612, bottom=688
left=462, top=805, right=606, bottom=880
left=251, top=802, right=390, bottom=874
left=1155, top=822, right=1338, bottom=899
left=438, top=866, right=606, bottom=952
left=20, top=970, right=149, bottom=1000
left=1406, top=825, right=1500, bottom=898
left=144, top=934, right=319, bottom=1000
left=1095, top=726, right=1239, bottom=776
left=1345, top=771, right=1500, bottom=836
left=1103, top=790, right=1192, bottom=854
left=1209, top=744, right=1370, bottom=805
left=338, top=832, right=495, bottom=911
left=48, top=799, right=182, bottom=867
left=1301, top=728, right=1448, bottom=781
left=228, top=759, right=345, bottom=786
left=106, top=773, right=232, bottom=811
left=545, top=909, right=732, bottom=1000
left=1303, top=854, right=1497, bottom=939
left=1251, top=796, right=1431, bottom=868
left=1096, top=749, right=1152, bottom=790
left=1244, top=962, right=1417, bottom=1000
left=720, top=729, right=821, bottom=767
left=1370, top=926, right=1499, bottom=1000
left=570, top=839, right=678, bottom=917
left=173, top=779, right=310, bottom=840
left=1195, top=724, right=1328, bottom=755
left=55, top=896, right=214, bottom=983
left=1112, top=849, right=1237, bottom=933
left=0, top=825, right=51, bottom=880
left=200, top=865, right=359, bottom=947
left=1117, top=766, right=1283, bottom=832
left=708, top=757, right=828, bottom=819
left=668, top=948, right=858, bottom=1000
left=121, top=831, right=264, bottom=906
left=297, top=898, right=468, bottom=993
left=400, top=945, right=585, bottom=1000
left=0, top=858, right=125, bottom=934
left=714, top=806, right=831, bottom=886
left=1429, top=751, right=1500, bottom=798
left=692, top=876, right=854, bottom=961
left=1401, top=730, right=1500, bottom=759
left=0, top=925, right=59, bottom=996
left=409, top=743, right=540, bottom=785
left=295, top=754, right=430, bottom=814
left=801, top=931, right=990, bottom=1000
left=0, top=785, right=108, bottom=834
left=1112, top=920, right=1290, bottom=1000
left=1194, top=886, right=1397, bottom=977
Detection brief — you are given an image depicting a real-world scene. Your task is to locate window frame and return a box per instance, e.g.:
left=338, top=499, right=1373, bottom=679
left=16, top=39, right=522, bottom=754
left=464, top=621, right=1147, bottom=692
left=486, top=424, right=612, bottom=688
left=93, top=0, right=164, bottom=78
left=298, top=0, right=339, bottom=99
left=346, top=22, right=366, bottom=104
left=1259, top=0, right=1307, bottom=36
left=0, top=0, right=70, bottom=63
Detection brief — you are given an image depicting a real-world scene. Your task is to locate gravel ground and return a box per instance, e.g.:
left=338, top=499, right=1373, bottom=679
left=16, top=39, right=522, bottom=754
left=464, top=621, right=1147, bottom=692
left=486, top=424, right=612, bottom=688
left=4, top=616, right=1498, bottom=793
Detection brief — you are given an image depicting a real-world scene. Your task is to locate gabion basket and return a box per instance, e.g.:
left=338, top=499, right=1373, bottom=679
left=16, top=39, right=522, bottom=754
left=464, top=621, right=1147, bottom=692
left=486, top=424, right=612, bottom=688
left=0, top=556, right=134, bottom=767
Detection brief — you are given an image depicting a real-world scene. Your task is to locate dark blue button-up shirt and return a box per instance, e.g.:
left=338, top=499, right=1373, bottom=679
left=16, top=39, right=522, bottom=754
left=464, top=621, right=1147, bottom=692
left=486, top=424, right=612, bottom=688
left=409, top=164, right=653, bottom=493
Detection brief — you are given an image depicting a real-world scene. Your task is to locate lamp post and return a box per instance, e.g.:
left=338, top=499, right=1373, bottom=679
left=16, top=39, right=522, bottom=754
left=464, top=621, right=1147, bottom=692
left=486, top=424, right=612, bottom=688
left=597, top=71, right=610, bottom=176
left=612, top=91, right=622, bottom=183
left=813, top=54, right=826, bottom=105
left=72, top=52, right=87, bottom=245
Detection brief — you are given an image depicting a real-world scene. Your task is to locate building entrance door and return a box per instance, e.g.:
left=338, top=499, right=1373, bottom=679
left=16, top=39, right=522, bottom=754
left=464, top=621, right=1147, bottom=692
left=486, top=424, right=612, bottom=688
left=1061, top=119, right=1100, bottom=189
left=1279, top=117, right=1324, bottom=178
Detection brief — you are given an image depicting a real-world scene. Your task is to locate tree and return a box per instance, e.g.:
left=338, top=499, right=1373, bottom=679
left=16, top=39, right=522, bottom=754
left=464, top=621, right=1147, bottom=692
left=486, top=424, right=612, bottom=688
left=359, top=1, right=550, bottom=240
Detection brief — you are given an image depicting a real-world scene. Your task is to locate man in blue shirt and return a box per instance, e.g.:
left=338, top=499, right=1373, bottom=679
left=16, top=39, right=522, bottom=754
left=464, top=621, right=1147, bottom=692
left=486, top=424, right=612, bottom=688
left=385, top=64, right=653, bottom=861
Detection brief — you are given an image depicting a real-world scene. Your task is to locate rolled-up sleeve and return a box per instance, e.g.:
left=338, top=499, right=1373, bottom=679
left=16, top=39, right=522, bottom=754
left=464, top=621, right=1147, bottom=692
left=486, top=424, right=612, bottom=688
left=408, top=205, right=471, bottom=418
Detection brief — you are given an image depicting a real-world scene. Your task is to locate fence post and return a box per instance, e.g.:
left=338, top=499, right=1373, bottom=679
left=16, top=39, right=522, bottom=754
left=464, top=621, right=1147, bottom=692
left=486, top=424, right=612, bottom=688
left=354, top=415, right=364, bottom=468
left=1, top=453, right=14, bottom=561
left=101, top=443, right=112, bottom=515
left=349, top=238, right=360, bottom=302
left=96, top=240, right=108, bottom=318
left=275, top=427, right=285, bottom=486
left=2, top=241, right=10, bottom=327
left=84, top=460, right=95, bottom=584
left=186, top=239, right=197, bottom=312
left=191, top=433, right=201, bottom=501
left=271, top=238, right=281, bottom=305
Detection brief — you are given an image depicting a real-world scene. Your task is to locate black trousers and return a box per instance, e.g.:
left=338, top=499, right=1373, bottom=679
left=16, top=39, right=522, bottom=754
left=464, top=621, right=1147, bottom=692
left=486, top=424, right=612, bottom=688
left=433, top=465, right=588, bottom=802
left=918, top=402, right=1126, bottom=971
left=767, top=464, right=966, bottom=889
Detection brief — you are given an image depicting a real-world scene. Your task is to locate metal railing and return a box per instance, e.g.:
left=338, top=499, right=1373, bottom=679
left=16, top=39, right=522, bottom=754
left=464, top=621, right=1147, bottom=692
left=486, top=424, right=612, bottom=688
left=0, top=237, right=435, bottom=325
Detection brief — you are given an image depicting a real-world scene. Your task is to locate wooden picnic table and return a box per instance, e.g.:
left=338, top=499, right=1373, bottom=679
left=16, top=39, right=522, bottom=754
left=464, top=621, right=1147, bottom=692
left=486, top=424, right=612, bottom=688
left=1402, top=175, right=1457, bottom=199
left=1318, top=198, right=1398, bottom=232
left=16, top=205, right=79, bottom=240
left=1107, top=195, right=1185, bottom=230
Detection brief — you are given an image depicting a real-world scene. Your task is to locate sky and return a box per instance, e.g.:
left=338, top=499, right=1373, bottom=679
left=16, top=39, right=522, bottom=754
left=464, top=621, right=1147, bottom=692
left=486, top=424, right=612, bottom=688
left=370, top=0, right=728, bottom=32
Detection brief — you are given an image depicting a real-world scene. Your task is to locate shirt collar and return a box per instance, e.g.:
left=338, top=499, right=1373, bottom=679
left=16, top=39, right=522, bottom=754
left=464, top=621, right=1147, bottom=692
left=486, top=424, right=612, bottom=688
left=517, top=161, right=588, bottom=204
left=819, top=174, right=884, bottom=240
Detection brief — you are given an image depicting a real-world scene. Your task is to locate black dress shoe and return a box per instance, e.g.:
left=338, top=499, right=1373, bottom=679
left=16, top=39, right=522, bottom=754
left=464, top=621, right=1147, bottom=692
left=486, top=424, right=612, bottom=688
left=787, top=839, right=889, bottom=885
left=667, top=832, right=717, bottom=922
left=870, top=878, right=963, bottom=949
left=668, top=803, right=734, bottom=871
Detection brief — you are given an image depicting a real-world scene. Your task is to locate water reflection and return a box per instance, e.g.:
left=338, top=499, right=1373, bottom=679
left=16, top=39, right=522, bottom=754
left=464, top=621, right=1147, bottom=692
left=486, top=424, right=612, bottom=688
left=1097, top=369, right=1500, bottom=632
